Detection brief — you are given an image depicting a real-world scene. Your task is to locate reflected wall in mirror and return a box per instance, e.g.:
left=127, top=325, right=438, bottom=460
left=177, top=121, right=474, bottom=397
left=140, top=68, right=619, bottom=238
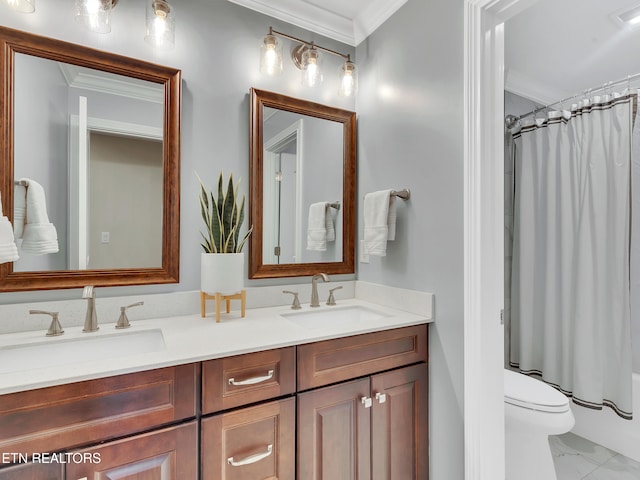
left=249, top=88, right=356, bottom=279
left=0, top=26, right=181, bottom=292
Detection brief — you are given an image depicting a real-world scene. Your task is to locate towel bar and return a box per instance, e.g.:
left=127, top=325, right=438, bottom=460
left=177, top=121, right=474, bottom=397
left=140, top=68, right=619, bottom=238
left=328, top=201, right=341, bottom=210
left=14, top=180, right=28, bottom=186
left=391, top=188, right=411, bottom=200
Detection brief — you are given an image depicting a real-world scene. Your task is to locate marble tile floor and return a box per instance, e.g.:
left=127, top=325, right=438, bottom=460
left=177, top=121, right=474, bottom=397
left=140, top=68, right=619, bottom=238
left=551, top=432, right=640, bottom=479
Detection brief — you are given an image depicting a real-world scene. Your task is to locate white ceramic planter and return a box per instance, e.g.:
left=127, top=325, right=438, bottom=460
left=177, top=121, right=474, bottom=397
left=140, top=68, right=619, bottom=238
left=200, top=252, right=244, bottom=295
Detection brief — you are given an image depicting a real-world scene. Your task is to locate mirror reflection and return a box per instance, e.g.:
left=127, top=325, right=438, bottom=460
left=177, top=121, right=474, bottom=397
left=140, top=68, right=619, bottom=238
left=249, top=88, right=356, bottom=279
left=262, top=106, right=344, bottom=265
left=12, top=53, right=164, bottom=272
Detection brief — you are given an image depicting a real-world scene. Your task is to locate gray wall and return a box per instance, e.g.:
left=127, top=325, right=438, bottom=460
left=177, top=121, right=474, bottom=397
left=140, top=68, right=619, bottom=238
left=13, top=53, right=68, bottom=272
left=356, top=1, right=465, bottom=479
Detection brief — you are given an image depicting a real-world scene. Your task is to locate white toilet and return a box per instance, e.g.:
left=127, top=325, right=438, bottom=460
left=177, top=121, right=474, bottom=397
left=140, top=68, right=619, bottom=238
left=504, top=369, right=575, bottom=480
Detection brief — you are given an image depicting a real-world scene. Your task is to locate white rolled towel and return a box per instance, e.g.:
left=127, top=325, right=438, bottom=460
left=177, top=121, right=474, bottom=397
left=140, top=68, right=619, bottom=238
left=0, top=192, right=19, bottom=264
left=13, top=184, right=26, bottom=240
left=18, top=178, right=59, bottom=255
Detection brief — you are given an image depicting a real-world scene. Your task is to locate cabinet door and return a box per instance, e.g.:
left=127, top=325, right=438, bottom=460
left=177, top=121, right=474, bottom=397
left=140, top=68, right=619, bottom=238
left=65, top=422, right=197, bottom=480
left=298, top=378, right=371, bottom=480
left=371, top=364, right=428, bottom=480
left=0, top=462, right=62, bottom=480
left=202, top=397, right=295, bottom=480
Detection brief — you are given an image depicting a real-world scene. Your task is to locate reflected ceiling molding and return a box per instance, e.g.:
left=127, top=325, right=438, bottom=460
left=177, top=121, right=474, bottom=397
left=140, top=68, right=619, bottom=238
left=227, top=0, right=405, bottom=46
left=58, top=63, right=164, bottom=104
left=505, top=68, right=572, bottom=106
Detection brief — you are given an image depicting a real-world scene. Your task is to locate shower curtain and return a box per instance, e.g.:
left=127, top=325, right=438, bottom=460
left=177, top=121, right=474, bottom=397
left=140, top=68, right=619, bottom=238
left=509, top=92, right=635, bottom=420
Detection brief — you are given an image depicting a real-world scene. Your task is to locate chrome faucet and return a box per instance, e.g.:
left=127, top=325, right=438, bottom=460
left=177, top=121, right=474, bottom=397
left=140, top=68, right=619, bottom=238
left=310, top=273, right=329, bottom=307
left=82, top=286, right=99, bottom=332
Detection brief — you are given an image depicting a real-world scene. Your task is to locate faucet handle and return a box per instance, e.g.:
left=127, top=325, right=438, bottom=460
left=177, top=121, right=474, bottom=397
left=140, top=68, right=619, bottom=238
left=282, top=291, right=302, bottom=310
left=29, top=310, right=64, bottom=337
left=326, top=286, right=343, bottom=306
left=116, top=301, right=144, bottom=329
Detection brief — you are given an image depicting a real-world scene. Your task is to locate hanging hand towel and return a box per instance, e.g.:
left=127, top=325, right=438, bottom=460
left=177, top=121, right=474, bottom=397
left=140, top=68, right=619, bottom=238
left=307, top=202, right=329, bottom=251
left=18, top=178, right=59, bottom=255
left=325, top=203, right=336, bottom=242
left=0, top=192, right=19, bottom=264
left=363, top=189, right=394, bottom=256
left=13, top=183, right=26, bottom=240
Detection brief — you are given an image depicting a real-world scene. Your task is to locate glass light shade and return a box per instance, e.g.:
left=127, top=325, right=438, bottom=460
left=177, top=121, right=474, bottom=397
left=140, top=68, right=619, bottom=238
left=338, top=60, right=358, bottom=97
left=75, top=0, right=113, bottom=34
left=301, top=47, right=322, bottom=87
left=145, top=0, right=175, bottom=49
left=260, top=34, right=283, bottom=76
left=5, top=0, right=34, bottom=13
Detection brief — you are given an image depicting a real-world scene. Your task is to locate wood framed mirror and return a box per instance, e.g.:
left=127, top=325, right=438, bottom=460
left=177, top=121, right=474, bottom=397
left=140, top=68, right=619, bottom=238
left=0, top=26, right=181, bottom=291
left=249, top=88, right=356, bottom=279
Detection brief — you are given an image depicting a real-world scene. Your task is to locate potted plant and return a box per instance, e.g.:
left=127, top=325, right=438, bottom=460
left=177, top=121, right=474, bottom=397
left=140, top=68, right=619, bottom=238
left=198, top=171, right=253, bottom=295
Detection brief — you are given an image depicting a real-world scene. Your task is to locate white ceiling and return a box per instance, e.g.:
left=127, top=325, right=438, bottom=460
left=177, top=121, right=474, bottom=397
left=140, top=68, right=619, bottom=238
left=505, top=0, right=640, bottom=105
left=227, top=0, right=407, bottom=46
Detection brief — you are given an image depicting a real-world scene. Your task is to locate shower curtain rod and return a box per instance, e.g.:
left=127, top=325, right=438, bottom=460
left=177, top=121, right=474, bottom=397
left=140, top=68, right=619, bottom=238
left=512, top=71, right=640, bottom=122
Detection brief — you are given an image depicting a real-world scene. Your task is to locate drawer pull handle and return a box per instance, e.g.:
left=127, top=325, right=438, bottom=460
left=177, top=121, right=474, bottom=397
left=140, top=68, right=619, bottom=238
left=375, top=392, right=387, bottom=404
left=227, top=444, right=273, bottom=466
left=361, top=396, right=372, bottom=408
left=228, top=369, right=275, bottom=386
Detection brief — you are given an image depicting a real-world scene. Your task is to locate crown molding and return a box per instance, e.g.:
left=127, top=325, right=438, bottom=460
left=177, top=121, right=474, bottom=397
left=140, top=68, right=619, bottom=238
left=58, top=64, right=164, bottom=104
left=504, top=68, right=570, bottom=106
left=228, top=0, right=405, bottom=46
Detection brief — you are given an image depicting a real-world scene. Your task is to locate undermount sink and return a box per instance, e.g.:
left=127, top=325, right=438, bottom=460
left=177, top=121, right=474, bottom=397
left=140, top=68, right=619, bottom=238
left=0, top=328, right=166, bottom=375
left=281, top=305, right=388, bottom=329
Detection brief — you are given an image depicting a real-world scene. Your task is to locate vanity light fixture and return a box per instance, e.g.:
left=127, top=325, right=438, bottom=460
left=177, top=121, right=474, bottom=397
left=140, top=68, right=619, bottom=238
left=4, top=0, right=35, bottom=13
left=260, top=27, right=358, bottom=97
left=260, top=27, right=283, bottom=76
left=75, top=0, right=117, bottom=34
left=145, top=0, right=175, bottom=50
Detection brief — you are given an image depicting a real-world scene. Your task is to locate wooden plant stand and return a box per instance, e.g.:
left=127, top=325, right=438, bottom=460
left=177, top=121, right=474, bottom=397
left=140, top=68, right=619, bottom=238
left=200, top=290, right=247, bottom=323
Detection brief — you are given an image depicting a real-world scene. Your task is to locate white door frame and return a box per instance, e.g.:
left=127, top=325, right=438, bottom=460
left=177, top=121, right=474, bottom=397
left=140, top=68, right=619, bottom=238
left=263, top=120, right=303, bottom=264
left=463, top=0, right=539, bottom=478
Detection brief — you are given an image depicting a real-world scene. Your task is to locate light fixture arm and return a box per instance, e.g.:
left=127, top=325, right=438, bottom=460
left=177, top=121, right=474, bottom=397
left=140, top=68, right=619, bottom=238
left=268, top=27, right=351, bottom=61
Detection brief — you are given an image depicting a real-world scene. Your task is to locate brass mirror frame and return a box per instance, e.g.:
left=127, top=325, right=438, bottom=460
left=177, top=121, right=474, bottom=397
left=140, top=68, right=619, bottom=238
left=0, top=26, right=181, bottom=291
left=249, top=88, right=356, bottom=279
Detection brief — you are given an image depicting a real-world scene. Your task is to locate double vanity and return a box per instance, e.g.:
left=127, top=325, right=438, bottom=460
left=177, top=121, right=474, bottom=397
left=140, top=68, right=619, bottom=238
left=0, top=296, right=432, bottom=479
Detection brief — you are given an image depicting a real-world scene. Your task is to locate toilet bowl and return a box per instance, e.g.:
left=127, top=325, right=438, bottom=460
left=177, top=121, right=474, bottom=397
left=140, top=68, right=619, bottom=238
left=504, top=369, right=574, bottom=480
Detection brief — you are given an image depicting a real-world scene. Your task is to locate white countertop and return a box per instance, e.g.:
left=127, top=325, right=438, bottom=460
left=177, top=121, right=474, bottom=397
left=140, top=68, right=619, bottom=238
left=0, top=298, right=432, bottom=395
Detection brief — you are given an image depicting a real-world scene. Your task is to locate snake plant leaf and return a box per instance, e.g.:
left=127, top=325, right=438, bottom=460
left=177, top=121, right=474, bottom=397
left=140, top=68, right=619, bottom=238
left=234, top=194, right=246, bottom=250
left=222, top=175, right=236, bottom=252
left=197, top=171, right=253, bottom=254
left=210, top=191, right=223, bottom=253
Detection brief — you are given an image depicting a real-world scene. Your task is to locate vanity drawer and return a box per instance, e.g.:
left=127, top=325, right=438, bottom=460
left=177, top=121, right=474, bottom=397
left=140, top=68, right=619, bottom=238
left=297, top=324, right=428, bottom=390
left=202, top=347, right=296, bottom=414
left=201, top=397, right=295, bottom=480
left=0, top=363, right=197, bottom=459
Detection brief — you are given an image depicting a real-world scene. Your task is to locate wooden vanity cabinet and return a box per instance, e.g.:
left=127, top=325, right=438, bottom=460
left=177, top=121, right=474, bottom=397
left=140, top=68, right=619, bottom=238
left=202, top=346, right=296, bottom=413
left=201, top=348, right=297, bottom=479
left=297, top=325, right=429, bottom=480
left=66, top=422, right=197, bottom=480
left=201, top=398, right=295, bottom=480
left=0, top=364, right=197, bottom=459
left=0, top=462, right=62, bottom=480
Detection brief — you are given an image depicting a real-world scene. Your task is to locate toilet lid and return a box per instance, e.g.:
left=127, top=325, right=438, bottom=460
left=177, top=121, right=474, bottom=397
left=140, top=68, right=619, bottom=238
left=504, top=369, right=570, bottom=413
